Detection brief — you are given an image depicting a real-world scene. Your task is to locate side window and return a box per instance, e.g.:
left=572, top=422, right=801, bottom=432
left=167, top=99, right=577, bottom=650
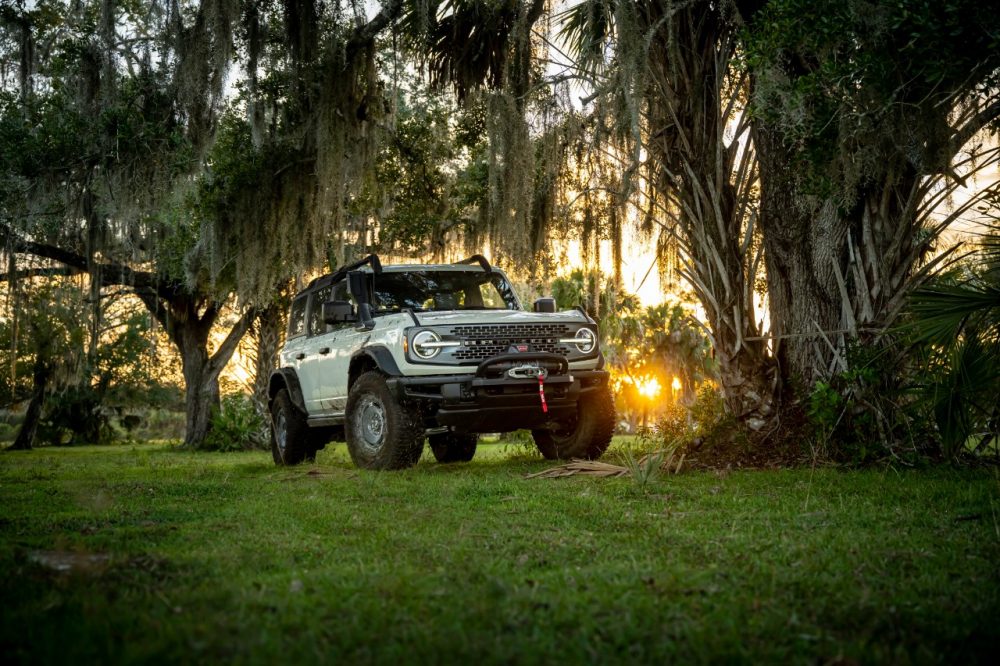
left=308, top=286, right=332, bottom=336
left=331, top=281, right=354, bottom=305
left=287, top=295, right=307, bottom=339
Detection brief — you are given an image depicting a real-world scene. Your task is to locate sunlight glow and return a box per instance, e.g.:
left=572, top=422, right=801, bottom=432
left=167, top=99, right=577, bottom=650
left=671, top=377, right=682, bottom=392
left=637, top=377, right=662, bottom=399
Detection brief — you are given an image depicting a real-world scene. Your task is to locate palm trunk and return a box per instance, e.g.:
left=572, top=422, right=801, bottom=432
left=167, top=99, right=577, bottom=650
left=640, top=3, right=776, bottom=424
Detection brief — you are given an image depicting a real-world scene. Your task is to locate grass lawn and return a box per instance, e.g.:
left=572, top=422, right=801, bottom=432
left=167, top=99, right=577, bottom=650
left=1, top=439, right=998, bottom=664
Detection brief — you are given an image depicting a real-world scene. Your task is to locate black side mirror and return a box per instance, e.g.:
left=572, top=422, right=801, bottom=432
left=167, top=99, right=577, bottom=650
left=533, top=297, right=557, bottom=313
left=323, top=300, right=355, bottom=324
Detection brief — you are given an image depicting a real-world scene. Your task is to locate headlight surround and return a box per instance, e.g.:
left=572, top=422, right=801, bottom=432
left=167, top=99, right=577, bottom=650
left=411, top=330, right=443, bottom=359
left=574, top=326, right=597, bottom=354
left=560, top=326, right=598, bottom=354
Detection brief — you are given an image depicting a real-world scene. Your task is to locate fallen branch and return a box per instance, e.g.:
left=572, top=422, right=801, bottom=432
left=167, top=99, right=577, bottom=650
left=526, top=459, right=629, bottom=479
left=526, top=451, right=686, bottom=480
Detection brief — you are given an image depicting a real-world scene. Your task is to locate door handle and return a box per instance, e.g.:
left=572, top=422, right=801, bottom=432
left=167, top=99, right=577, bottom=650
left=319, top=347, right=331, bottom=355
left=295, top=353, right=306, bottom=360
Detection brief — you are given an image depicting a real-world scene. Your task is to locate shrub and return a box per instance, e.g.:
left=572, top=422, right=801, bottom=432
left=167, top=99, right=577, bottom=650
left=202, top=395, right=268, bottom=452
left=498, top=429, right=538, bottom=459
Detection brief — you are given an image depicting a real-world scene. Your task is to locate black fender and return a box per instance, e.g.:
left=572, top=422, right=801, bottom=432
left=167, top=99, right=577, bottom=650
left=268, top=368, right=307, bottom=414
left=349, top=346, right=402, bottom=388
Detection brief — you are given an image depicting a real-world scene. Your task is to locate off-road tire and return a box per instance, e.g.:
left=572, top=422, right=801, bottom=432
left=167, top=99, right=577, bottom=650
left=345, top=371, right=425, bottom=470
left=271, top=389, right=311, bottom=465
left=531, top=385, right=615, bottom=460
left=429, top=433, right=478, bottom=463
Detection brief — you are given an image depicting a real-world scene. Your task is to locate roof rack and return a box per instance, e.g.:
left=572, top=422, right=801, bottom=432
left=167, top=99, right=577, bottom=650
left=455, top=254, right=492, bottom=272
left=331, top=254, right=382, bottom=282
left=307, top=254, right=382, bottom=291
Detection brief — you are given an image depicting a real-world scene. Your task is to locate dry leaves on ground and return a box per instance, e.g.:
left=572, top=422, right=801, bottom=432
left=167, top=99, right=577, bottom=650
left=526, top=452, right=685, bottom=479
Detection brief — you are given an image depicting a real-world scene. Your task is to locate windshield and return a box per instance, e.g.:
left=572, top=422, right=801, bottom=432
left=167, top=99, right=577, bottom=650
left=371, top=271, right=520, bottom=312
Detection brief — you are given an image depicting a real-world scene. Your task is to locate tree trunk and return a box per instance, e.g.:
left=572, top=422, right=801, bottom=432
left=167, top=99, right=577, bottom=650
left=754, top=123, right=928, bottom=388
left=9, top=362, right=49, bottom=451
left=250, top=301, right=286, bottom=422
left=754, top=125, right=848, bottom=386
left=137, top=293, right=258, bottom=449
left=178, top=325, right=221, bottom=449
left=709, top=317, right=779, bottom=423
left=639, top=3, right=777, bottom=424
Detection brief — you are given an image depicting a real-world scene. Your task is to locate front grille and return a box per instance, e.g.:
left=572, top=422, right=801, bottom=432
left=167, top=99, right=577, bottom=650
left=448, top=323, right=574, bottom=362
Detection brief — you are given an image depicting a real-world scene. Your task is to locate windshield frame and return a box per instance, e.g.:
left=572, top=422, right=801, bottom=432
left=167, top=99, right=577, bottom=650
left=368, top=269, right=522, bottom=314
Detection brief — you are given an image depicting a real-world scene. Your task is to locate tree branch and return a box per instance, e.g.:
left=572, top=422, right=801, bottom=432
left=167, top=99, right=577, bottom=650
left=134, top=288, right=176, bottom=342
left=0, top=266, right=84, bottom=282
left=525, top=0, right=547, bottom=25
left=346, top=0, right=404, bottom=54
left=207, top=306, right=259, bottom=378
left=1, top=223, right=179, bottom=300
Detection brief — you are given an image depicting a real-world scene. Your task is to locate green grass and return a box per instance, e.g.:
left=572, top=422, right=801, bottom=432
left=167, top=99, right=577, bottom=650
left=2, top=440, right=999, bottom=664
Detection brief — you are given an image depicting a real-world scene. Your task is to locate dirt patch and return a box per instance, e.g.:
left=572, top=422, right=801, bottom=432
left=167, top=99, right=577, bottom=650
left=28, top=550, right=112, bottom=576
left=678, top=407, right=814, bottom=470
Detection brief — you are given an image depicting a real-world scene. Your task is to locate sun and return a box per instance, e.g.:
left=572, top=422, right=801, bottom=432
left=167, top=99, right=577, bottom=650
left=637, top=377, right=661, bottom=399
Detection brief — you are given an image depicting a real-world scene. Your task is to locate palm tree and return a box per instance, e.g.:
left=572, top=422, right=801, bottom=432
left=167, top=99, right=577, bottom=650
left=908, top=225, right=1000, bottom=457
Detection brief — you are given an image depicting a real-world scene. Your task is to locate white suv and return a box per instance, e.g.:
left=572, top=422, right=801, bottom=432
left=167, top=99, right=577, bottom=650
left=268, top=255, right=615, bottom=469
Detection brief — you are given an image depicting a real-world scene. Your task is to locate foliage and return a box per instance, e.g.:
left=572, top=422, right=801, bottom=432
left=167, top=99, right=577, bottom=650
left=804, top=346, right=907, bottom=465
left=906, top=224, right=1000, bottom=459
left=746, top=0, right=1000, bottom=199
left=357, top=75, right=491, bottom=258
left=807, top=381, right=843, bottom=442
left=0, top=280, right=85, bottom=409
left=620, top=447, right=664, bottom=489
left=0, top=1, right=273, bottom=449
left=553, top=271, right=710, bottom=373
left=1, top=278, right=167, bottom=446
left=555, top=0, right=1000, bottom=433
left=495, top=429, right=539, bottom=460
left=0, top=4, right=199, bottom=256
left=743, top=0, right=1000, bottom=405
left=550, top=269, right=714, bottom=430
left=201, top=394, right=268, bottom=452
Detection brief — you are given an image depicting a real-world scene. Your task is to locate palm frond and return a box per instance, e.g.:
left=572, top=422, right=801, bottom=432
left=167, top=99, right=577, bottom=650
left=907, top=281, right=1000, bottom=344
left=982, top=232, right=1000, bottom=276
left=929, top=333, right=1000, bottom=456
left=555, top=0, right=616, bottom=73
left=397, top=0, right=517, bottom=99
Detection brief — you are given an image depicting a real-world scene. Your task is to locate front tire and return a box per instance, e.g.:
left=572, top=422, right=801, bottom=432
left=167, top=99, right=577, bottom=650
left=532, top=385, right=615, bottom=460
left=345, top=372, right=425, bottom=470
left=429, top=433, right=478, bottom=463
left=271, top=389, right=310, bottom=465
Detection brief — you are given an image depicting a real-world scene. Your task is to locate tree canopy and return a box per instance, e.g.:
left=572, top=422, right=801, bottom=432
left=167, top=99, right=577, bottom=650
left=2, top=0, right=998, bottom=457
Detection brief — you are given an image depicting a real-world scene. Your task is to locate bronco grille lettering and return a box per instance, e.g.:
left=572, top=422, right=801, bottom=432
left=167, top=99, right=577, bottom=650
left=448, top=323, right=575, bottom=362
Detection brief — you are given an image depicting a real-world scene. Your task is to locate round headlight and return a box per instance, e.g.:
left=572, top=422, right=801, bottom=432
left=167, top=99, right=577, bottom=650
left=412, top=330, right=442, bottom=359
left=575, top=327, right=597, bottom=354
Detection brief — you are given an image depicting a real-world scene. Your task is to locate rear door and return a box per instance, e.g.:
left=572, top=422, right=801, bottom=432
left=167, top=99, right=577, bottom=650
left=316, top=281, right=358, bottom=413
left=280, top=293, right=310, bottom=405
left=297, top=286, right=333, bottom=415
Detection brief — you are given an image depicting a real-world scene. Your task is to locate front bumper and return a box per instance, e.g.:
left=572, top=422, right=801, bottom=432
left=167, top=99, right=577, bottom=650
left=386, top=353, right=609, bottom=433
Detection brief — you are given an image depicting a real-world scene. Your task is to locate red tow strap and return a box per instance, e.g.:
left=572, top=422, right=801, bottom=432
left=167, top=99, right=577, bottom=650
left=538, top=374, right=548, bottom=413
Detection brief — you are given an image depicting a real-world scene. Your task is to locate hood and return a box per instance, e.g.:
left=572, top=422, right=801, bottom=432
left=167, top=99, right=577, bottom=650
left=409, top=309, right=591, bottom=327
